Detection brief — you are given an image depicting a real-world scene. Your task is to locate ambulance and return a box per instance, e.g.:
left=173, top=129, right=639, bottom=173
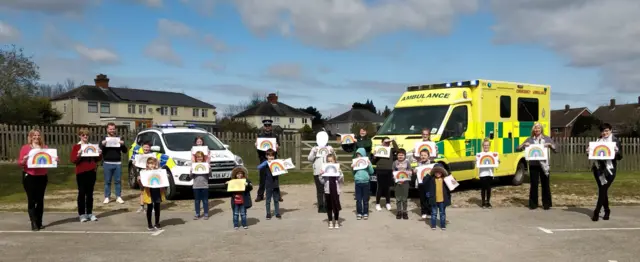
left=373, top=79, right=551, bottom=185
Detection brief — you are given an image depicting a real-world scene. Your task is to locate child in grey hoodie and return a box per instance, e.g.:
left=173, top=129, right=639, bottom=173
left=308, top=144, right=335, bottom=213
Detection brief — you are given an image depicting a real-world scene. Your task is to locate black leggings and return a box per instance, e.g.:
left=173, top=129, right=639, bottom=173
left=593, top=167, right=616, bottom=212
left=480, top=176, right=492, bottom=203
left=325, top=195, right=339, bottom=221
left=76, top=170, right=97, bottom=215
left=23, top=174, right=48, bottom=225
left=376, top=170, right=393, bottom=204
left=146, top=203, right=161, bottom=227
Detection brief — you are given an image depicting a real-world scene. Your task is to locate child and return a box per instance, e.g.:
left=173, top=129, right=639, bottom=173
left=428, top=165, right=451, bottom=230
left=191, top=151, right=209, bottom=220
left=479, top=139, right=496, bottom=209
left=352, top=148, right=374, bottom=220
left=393, top=149, right=411, bottom=220
left=372, top=137, right=398, bottom=211
left=138, top=157, right=166, bottom=231
left=318, top=154, right=344, bottom=229
left=257, top=149, right=281, bottom=220
left=415, top=149, right=432, bottom=218
left=228, top=166, right=253, bottom=230
left=308, top=143, right=335, bottom=213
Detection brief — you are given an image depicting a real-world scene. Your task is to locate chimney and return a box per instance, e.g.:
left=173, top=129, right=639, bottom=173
left=610, top=99, right=616, bottom=109
left=564, top=104, right=570, bottom=113
left=94, top=74, right=109, bottom=89
left=267, top=93, right=278, bottom=104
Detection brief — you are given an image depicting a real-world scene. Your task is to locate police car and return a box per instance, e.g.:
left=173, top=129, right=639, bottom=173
left=127, top=124, right=244, bottom=200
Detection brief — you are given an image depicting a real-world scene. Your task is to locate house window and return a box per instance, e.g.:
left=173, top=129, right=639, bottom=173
left=553, top=128, right=560, bottom=133
left=88, top=102, right=98, bottom=113
left=261, top=116, right=266, bottom=120
left=201, top=109, right=208, bottom=118
left=193, top=109, right=199, bottom=117
left=275, top=117, right=280, bottom=123
left=100, top=102, right=110, bottom=114
left=63, top=104, right=67, bottom=113
left=302, top=118, right=308, bottom=124
left=289, top=118, right=295, bottom=124
left=170, top=107, right=178, bottom=116
left=128, top=104, right=136, bottom=114
left=500, top=96, right=511, bottom=118
left=139, top=105, right=147, bottom=115
left=160, top=106, right=168, bottom=116
left=517, top=98, right=539, bottom=122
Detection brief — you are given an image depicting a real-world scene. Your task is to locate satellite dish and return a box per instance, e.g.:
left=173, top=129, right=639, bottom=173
left=316, top=131, right=328, bottom=147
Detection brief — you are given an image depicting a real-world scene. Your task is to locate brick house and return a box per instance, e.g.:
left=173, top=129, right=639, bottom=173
left=592, top=97, right=640, bottom=136
left=550, top=105, right=591, bottom=137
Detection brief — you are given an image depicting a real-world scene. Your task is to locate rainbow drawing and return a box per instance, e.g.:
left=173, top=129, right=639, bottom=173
left=283, top=158, right=295, bottom=169
left=269, top=160, right=288, bottom=176
left=352, top=158, right=369, bottom=170
left=139, top=169, right=169, bottom=188
left=476, top=152, right=499, bottom=168
left=374, top=146, right=390, bottom=157
left=415, top=142, right=437, bottom=157
left=321, top=163, right=340, bottom=177
left=259, top=140, right=274, bottom=150
left=317, top=147, right=331, bottom=156
left=147, top=173, right=163, bottom=186
left=30, top=151, right=56, bottom=168
left=525, top=145, right=547, bottom=161
left=394, top=171, right=411, bottom=182
left=592, top=145, right=612, bottom=157
left=417, top=165, right=433, bottom=183
left=589, top=142, right=615, bottom=160
left=83, top=145, right=98, bottom=154
left=192, top=163, right=209, bottom=174
left=341, top=134, right=356, bottom=144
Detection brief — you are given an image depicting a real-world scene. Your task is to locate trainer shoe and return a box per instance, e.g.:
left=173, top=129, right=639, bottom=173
left=375, top=204, right=382, bottom=211
left=386, top=204, right=392, bottom=211
left=421, top=214, right=427, bottom=219
left=79, top=215, right=88, bottom=223
left=88, top=214, right=98, bottom=221
left=243, top=226, right=248, bottom=229
left=356, top=215, right=362, bottom=220
left=136, top=205, right=145, bottom=213
left=103, top=198, right=110, bottom=204
left=116, top=197, right=125, bottom=204
left=334, top=221, right=340, bottom=229
left=363, top=214, right=369, bottom=220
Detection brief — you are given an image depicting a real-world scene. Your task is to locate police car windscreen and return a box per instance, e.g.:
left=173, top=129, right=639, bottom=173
left=377, top=105, right=449, bottom=135
left=162, top=133, right=226, bottom=151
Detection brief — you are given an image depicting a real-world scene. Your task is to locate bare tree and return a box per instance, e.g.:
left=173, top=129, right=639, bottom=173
left=36, top=78, right=83, bottom=98
left=223, top=92, right=266, bottom=118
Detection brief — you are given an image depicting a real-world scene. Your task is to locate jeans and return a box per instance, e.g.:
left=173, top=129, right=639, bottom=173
left=314, top=176, right=325, bottom=209
left=265, top=189, right=280, bottom=216
left=76, top=170, right=96, bottom=215
left=193, top=189, right=209, bottom=216
left=430, top=202, right=446, bottom=228
left=103, top=163, right=122, bottom=198
left=233, top=204, right=247, bottom=227
left=23, top=174, right=48, bottom=227
left=529, top=165, right=552, bottom=209
left=355, top=183, right=370, bottom=215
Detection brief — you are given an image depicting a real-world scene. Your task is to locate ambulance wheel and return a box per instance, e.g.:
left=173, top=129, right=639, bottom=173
left=128, top=164, right=139, bottom=189
left=512, top=161, right=526, bottom=186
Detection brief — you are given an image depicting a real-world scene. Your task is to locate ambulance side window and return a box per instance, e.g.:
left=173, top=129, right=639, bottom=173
left=517, top=98, right=539, bottom=122
left=442, top=106, right=468, bottom=140
left=500, top=96, right=511, bottom=118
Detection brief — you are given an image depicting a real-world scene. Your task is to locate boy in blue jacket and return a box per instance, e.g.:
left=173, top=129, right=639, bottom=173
left=351, top=148, right=374, bottom=220
left=257, top=149, right=281, bottom=220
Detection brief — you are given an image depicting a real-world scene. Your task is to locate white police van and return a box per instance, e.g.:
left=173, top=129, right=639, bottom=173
left=127, top=124, right=244, bottom=200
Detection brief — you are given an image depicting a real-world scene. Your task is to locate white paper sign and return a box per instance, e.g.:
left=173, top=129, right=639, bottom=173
left=268, top=159, right=288, bottom=176
left=257, top=138, right=277, bottom=151
left=393, top=170, right=412, bottom=182
left=476, top=152, right=499, bottom=168
left=321, top=163, right=341, bottom=177
left=416, top=164, right=435, bottom=184
left=588, top=142, right=616, bottom=160
left=81, top=144, right=100, bottom=157
left=340, top=134, right=356, bottom=145
left=524, top=145, right=548, bottom=161
left=140, top=169, right=170, bottom=188
left=283, top=158, right=296, bottom=170
left=191, top=146, right=209, bottom=156
left=135, top=153, right=157, bottom=169
left=27, top=149, right=58, bottom=168
left=316, top=146, right=332, bottom=158
left=191, top=162, right=210, bottom=174
left=105, top=137, right=121, bottom=148
left=374, top=146, right=391, bottom=158
left=414, top=141, right=437, bottom=157
left=444, top=175, right=459, bottom=191
left=351, top=157, right=370, bottom=171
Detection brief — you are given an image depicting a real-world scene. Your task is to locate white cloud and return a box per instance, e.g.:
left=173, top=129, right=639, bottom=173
left=231, top=0, right=478, bottom=49
left=158, top=18, right=194, bottom=37
left=74, top=45, right=119, bottom=63
left=0, top=21, right=20, bottom=42
left=491, top=0, right=640, bottom=92
left=201, top=34, right=228, bottom=52
left=144, top=38, right=182, bottom=66
left=266, top=63, right=303, bottom=80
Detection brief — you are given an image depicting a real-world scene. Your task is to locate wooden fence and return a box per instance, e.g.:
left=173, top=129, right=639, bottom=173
left=550, top=137, right=640, bottom=172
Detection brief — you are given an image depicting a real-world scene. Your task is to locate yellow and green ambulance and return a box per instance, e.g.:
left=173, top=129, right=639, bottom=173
left=373, top=79, right=551, bottom=185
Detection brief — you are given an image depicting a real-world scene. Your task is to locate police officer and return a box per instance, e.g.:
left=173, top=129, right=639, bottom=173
left=255, top=119, right=283, bottom=202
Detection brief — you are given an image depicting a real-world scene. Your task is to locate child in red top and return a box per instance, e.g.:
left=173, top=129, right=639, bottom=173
left=70, top=128, right=102, bottom=222
left=227, top=167, right=253, bottom=230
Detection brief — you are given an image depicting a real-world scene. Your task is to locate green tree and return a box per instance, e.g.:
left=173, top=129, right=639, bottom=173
left=218, top=117, right=257, bottom=133
left=572, top=115, right=602, bottom=137
left=299, top=124, right=314, bottom=140
left=298, top=106, right=323, bottom=129
left=381, top=105, right=392, bottom=118
left=350, top=122, right=377, bottom=136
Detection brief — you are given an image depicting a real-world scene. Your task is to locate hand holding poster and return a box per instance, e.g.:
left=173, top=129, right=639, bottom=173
left=351, top=157, right=370, bottom=170
left=27, top=149, right=58, bottom=168
left=283, top=158, right=296, bottom=169
left=416, top=164, right=435, bottom=184
left=268, top=160, right=288, bottom=176
left=227, top=179, right=247, bottom=192
left=414, top=141, right=437, bottom=157
left=135, top=153, right=157, bottom=169
left=524, top=145, right=548, bottom=161
left=257, top=138, right=277, bottom=151
left=374, top=146, right=391, bottom=158
left=105, top=137, right=121, bottom=148
left=140, top=169, right=169, bottom=188
left=321, top=163, right=341, bottom=177
left=191, top=162, right=210, bottom=174
left=340, top=134, right=356, bottom=144
left=476, top=152, right=499, bottom=168
left=444, top=175, right=459, bottom=191
left=588, top=142, right=616, bottom=160
left=81, top=144, right=100, bottom=157
left=394, top=170, right=412, bottom=182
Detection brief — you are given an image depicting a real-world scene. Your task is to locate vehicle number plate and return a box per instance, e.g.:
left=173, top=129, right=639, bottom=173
left=370, top=175, right=377, bottom=182
left=210, top=171, right=231, bottom=179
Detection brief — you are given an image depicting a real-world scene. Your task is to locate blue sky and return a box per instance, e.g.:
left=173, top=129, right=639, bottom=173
left=1, top=0, right=638, bottom=118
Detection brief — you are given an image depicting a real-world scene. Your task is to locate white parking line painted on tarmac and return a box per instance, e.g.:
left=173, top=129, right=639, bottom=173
left=0, top=230, right=164, bottom=236
left=538, top=227, right=640, bottom=234
left=609, top=260, right=618, bottom=262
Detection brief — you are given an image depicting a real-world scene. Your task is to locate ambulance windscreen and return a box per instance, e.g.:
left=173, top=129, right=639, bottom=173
left=377, top=105, right=449, bottom=135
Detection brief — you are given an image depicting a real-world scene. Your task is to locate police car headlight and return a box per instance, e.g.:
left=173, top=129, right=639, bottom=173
left=235, top=155, right=244, bottom=166
left=175, top=158, right=191, bottom=166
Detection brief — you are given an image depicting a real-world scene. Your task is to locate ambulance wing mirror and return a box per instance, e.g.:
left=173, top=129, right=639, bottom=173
left=489, top=131, right=495, bottom=140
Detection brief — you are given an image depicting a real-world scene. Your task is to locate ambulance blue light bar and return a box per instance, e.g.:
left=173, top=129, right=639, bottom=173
left=406, top=80, right=479, bottom=91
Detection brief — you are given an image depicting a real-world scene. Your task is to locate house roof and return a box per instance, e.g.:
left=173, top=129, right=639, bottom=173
left=233, top=101, right=313, bottom=118
left=326, top=108, right=385, bottom=124
left=592, top=102, right=640, bottom=126
left=51, top=85, right=216, bottom=109
left=550, top=107, right=590, bottom=128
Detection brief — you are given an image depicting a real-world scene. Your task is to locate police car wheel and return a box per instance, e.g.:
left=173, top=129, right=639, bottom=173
left=128, top=165, right=139, bottom=189
left=165, top=173, right=178, bottom=200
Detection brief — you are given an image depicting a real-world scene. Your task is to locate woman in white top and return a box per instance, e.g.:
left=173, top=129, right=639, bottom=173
left=590, top=123, right=622, bottom=221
